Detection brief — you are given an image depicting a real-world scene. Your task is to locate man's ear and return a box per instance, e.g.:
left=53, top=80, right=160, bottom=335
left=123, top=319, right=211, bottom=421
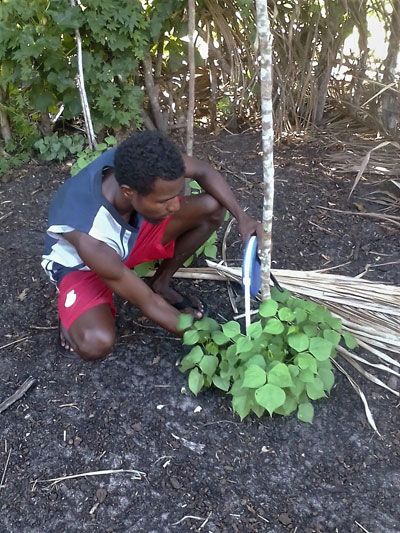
left=120, top=185, right=136, bottom=201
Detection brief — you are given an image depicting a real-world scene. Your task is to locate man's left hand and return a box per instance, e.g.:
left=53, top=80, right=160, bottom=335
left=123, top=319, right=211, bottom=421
left=237, top=212, right=263, bottom=249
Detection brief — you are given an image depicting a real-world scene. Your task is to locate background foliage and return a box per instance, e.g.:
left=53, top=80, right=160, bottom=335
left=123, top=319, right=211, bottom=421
left=0, top=0, right=399, bottom=169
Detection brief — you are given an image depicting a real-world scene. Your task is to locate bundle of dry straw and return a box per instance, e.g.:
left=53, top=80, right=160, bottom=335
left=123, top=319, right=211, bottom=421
left=170, top=262, right=400, bottom=434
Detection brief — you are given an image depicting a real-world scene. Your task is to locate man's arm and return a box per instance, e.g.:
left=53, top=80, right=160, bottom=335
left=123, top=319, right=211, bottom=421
left=62, top=231, right=182, bottom=335
left=183, top=154, right=262, bottom=244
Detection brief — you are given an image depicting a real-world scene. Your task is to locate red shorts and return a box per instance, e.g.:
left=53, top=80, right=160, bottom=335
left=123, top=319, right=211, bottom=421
left=57, top=217, right=175, bottom=330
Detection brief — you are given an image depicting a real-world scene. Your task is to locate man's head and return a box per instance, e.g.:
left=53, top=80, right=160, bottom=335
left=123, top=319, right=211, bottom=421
left=114, top=131, right=185, bottom=223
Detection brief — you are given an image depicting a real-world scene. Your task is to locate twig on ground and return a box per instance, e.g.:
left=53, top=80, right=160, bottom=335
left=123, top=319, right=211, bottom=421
left=0, top=336, right=30, bottom=350
left=32, top=468, right=146, bottom=489
left=0, top=448, right=11, bottom=488
left=309, top=220, right=338, bottom=235
left=0, top=212, right=12, bottom=223
left=312, top=260, right=352, bottom=273
left=200, top=419, right=239, bottom=427
left=171, top=515, right=206, bottom=527
left=331, top=359, right=380, bottom=436
left=338, top=347, right=399, bottom=397
left=198, top=511, right=212, bottom=530
left=29, top=325, right=58, bottom=330
left=0, top=378, right=36, bottom=414
left=355, top=521, right=372, bottom=533
left=317, top=206, right=400, bottom=227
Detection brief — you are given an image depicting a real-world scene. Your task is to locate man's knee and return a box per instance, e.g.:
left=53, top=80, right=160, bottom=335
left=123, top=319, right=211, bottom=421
left=202, top=194, right=225, bottom=227
left=77, top=328, right=115, bottom=362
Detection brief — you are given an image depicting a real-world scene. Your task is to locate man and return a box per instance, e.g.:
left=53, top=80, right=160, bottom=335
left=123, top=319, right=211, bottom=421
left=42, top=131, right=260, bottom=361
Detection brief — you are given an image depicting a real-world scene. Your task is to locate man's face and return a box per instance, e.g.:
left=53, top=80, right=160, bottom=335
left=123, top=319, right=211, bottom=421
left=129, top=176, right=185, bottom=224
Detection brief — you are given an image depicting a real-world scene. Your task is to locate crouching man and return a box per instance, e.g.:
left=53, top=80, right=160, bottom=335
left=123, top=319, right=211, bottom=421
left=42, top=131, right=260, bottom=361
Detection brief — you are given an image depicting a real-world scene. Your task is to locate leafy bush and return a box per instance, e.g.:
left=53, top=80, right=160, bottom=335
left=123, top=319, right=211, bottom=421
left=34, top=133, right=85, bottom=161
left=0, top=151, right=30, bottom=178
left=70, top=135, right=117, bottom=175
left=178, top=287, right=358, bottom=423
left=182, top=179, right=228, bottom=266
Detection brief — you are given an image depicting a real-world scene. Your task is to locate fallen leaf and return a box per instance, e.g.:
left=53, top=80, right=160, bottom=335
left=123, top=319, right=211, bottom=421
left=17, top=288, right=29, bottom=301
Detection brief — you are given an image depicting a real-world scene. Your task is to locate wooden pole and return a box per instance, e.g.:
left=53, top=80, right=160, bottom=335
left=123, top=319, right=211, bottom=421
left=186, top=0, right=196, bottom=157
left=255, top=0, right=274, bottom=300
left=70, top=0, right=97, bottom=150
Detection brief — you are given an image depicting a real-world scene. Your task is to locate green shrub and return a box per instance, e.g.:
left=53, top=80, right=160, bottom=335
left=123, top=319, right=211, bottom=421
left=34, top=133, right=85, bottom=161
left=0, top=151, right=30, bottom=177
left=70, top=135, right=117, bottom=175
left=178, top=287, right=358, bottom=423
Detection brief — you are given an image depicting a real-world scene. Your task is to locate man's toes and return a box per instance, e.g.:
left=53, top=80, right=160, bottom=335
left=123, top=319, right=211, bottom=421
left=60, top=326, right=75, bottom=353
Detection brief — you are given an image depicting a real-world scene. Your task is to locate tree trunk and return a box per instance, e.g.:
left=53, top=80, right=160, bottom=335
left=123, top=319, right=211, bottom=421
left=0, top=89, right=12, bottom=142
left=39, top=112, right=53, bottom=136
left=381, top=0, right=400, bottom=133
left=186, top=0, right=196, bottom=157
left=313, top=0, right=354, bottom=124
left=255, top=0, right=274, bottom=301
left=351, top=0, right=369, bottom=108
left=142, top=53, right=168, bottom=133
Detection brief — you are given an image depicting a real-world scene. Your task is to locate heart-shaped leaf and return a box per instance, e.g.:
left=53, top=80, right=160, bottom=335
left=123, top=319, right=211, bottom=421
left=212, top=331, right=229, bottom=346
left=267, top=362, right=293, bottom=388
left=342, top=331, right=358, bottom=349
left=288, top=333, right=309, bottom=352
left=259, top=299, right=278, bottom=317
left=247, top=320, right=263, bottom=339
left=318, top=367, right=335, bottom=392
left=232, top=393, right=251, bottom=420
left=188, top=368, right=204, bottom=395
left=294, top=307, right=307, bottom=324
left=179, top=346, right=204, bottom=372
left=222, top=321, right=241, bottom=338
left=246, top=354, right=267, bottom=369
left=235, top=336, right=254, bottom=354
left=199, top=355, right=219, bottom=377
left=309, top=337, right=333, bottom=361
left=212, top=375, right=230, bottom=391
left=323, top=329, right=341, bottom=347
left=297, top=402, right=314, bottom=423
left=278, top=307, right=294, bottom=322
left=296, top=352, right=317, bottom=373
left=194, top=317, right=220, bottom=332
left=264, top=318, right=284, bottom=335
left=183, top=329, right=200, bottom=346
left=306, top=377, right=326, bottom=400
left=255, top=384, right=286, bottom=415
left=242, top=365, right=267, bottom=388
left=177, top=313, right=194, bottom=331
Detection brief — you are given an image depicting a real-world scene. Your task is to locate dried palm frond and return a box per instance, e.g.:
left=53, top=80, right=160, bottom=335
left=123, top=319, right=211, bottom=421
left=326, top=139, right=400, bottom=177
left=348, top=141, right=400, bottom=197
left=170, top=262, right=400, bottom=433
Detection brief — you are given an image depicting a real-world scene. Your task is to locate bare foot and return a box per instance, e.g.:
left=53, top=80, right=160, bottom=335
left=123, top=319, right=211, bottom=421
left=149, top=281, right=205, bottom=319
left=59, top=324, right=76, bottom=353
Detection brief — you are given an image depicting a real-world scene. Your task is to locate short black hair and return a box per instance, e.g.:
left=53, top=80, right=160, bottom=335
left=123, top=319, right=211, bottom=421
left=114, top=131, right=185, bottom=195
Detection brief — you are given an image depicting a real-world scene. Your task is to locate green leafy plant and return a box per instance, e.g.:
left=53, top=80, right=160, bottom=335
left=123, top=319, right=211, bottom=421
left=178, top=287, right=358, bottom=423
left=0, top=150, right=30, bottom=177
left=70, top=135, right=117, bottom=175
left=34, top=133, right=85, bottom=161
left=133, top=261, right=156, bottom=278
left=182, top=180, right=228, bottom=266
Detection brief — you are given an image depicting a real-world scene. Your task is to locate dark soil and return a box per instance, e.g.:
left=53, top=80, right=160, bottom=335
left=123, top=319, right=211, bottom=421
left=1, top=131, right=399, bottom=533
